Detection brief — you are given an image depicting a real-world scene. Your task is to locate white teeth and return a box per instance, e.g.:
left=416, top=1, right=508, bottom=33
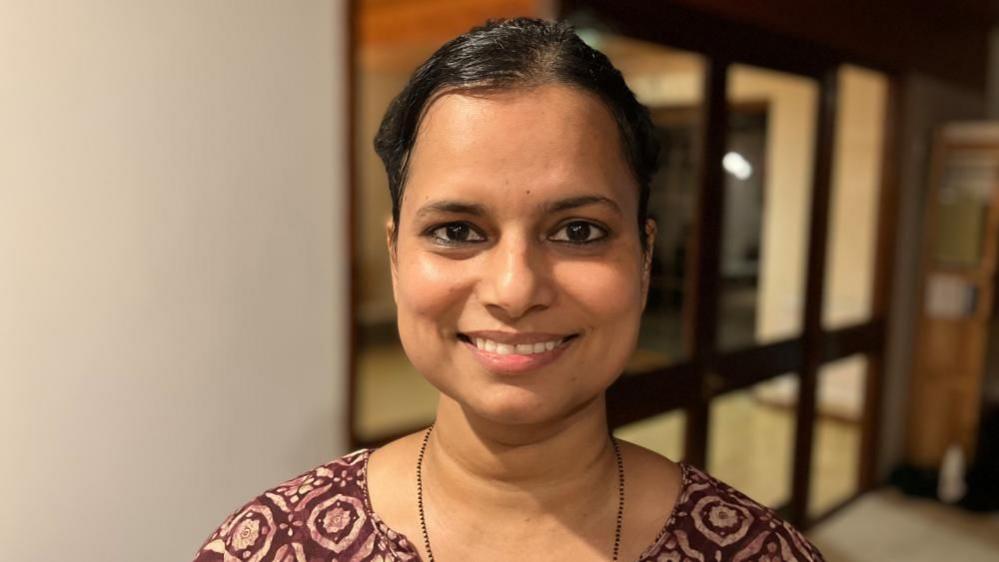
left=469, top=336, right=567, bottom=355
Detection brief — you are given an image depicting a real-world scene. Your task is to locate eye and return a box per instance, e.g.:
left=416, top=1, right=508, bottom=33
left=427, top=222, right=486, bottom=245
left=549, top=221, right=608, bottom=244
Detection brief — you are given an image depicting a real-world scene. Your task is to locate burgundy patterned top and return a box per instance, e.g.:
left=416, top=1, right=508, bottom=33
left=193, top=448, right=824, bottom=562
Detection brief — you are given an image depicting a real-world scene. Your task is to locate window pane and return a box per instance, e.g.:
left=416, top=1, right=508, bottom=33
left=709, top=374, right=799, bottom=507
left=809, top=355, right=867, bottom=518
left=823, top=66, right=888, bottom=329
left=719, top=66, right=818, bottom=350
left=614, top=410, right=685, bottom=462
left=581, top=31, right=707, bottom=370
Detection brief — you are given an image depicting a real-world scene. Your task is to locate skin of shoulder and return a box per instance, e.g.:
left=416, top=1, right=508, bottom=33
left=614, top=439, right=684, bottom=559
left=364, top=431, right=431, bottom=556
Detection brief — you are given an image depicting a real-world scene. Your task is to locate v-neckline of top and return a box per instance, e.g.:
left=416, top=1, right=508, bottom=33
left=355, top=447, right=691, bottom=561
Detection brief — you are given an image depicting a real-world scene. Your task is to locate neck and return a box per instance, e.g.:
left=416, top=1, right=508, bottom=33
left=424, top=394, right=618, bottom=516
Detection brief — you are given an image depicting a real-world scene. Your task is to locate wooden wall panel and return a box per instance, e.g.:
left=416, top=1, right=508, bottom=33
left=359, top=0, right=540, bottom=47
left=666, top=0, right=993, bottom=90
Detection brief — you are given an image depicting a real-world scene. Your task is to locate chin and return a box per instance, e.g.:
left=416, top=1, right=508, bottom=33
left=456, top=383, right=598, bottom=427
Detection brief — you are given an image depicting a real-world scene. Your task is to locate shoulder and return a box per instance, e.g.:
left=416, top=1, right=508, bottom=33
left=640, top=464, right=825, bottom=562
left=191, top=449, right=416, bottom=562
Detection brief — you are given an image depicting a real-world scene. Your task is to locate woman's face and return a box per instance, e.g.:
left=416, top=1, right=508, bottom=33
left=389, top=84, right=653, bottom=426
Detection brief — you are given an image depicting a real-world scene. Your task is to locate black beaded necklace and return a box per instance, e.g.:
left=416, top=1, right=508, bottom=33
left=416, top=425, right=626, bottom=561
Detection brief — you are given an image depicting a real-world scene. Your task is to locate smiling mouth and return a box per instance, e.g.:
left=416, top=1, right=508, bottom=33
left=456, top=333, right=578, bottom=355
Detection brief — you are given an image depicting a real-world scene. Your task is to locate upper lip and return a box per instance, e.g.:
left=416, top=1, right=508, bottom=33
left=459, top=330, right=575, bottom=344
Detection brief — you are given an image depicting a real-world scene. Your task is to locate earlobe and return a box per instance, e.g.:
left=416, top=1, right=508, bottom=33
left=644, top=218, right=657, bottom=252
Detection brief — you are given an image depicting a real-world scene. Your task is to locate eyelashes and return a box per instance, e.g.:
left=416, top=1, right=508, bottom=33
left=423, top=220, right=610, bottom=247
left=426, top=222, right=486, bottom=245
left=549, top=221, right=608, bottom=244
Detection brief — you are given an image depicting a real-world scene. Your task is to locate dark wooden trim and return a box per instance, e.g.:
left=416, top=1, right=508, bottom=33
left=682, top=59, right=729, bottom=468
left=790, top=68, right=839, bottom=527
left=559, top=0, right=873, bottom=79
left=649, top=100, right=770, bottom=127
left=346, top=0, right=360, bottom=451
left=822, top=322, right=884, bottom=363
left=608, top=363, right=699, bottom=428
left=714, top=339, right=802, bottom=393
left=859, top=74, right=905, bottom=491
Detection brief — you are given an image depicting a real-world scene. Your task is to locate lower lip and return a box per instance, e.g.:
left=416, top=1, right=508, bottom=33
left=462, top=338, right=573, bottom=374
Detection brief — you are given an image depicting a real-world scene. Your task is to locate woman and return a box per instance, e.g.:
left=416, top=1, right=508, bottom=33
left=193, top=18, right=824, bottom=562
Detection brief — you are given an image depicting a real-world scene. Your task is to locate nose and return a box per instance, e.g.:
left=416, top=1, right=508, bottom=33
left=477, top=233, right=555, bottom=320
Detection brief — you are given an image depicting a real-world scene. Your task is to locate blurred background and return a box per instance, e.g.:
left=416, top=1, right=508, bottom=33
left=3, top=1, right=999, bottom=560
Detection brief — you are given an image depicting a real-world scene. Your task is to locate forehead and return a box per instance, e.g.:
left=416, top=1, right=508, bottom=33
left=402, top=84, right=637, bottom=214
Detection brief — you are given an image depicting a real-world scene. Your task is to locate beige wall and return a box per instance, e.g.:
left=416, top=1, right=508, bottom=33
left=0, top=2, right=348, bottom=561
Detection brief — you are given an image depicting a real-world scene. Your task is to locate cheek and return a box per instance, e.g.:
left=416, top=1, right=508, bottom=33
left=395, top=252, right=470, bottom=327
left=554, top=258, right=645, bottom=325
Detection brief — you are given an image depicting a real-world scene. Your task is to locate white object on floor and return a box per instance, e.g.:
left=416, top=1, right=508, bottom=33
left=938, top=443, right=967, bottom=504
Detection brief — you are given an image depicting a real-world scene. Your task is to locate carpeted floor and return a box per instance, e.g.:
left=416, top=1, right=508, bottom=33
left=808, top=489, right=999, bottom=562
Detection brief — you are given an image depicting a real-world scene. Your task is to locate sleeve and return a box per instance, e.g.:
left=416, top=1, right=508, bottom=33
left=192, top=539, right=225, bottom=562
left=189, top=499, right=249, bottom=562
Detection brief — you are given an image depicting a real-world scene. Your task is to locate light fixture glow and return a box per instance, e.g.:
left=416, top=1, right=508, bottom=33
left=723, top=151, right=753, bottom=180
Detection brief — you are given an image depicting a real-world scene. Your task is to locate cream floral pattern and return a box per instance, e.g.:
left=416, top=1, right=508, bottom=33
left=323, top=507, right=353, bottom=534
left=193, top=449, right=823, bottom=562
left=230, top=518, right=260, bottom=551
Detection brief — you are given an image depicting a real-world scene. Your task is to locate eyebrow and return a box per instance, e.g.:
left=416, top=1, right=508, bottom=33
left=545, top=195, right=622, bottom=215
left=415, top=200, right=487, bottom=218
left=413, top=194, right=622, bottom=219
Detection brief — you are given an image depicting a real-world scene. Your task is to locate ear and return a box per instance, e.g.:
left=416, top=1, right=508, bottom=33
left=386, top=218, right=399, bottom=303
left=641, top=218, right=657, bottom=310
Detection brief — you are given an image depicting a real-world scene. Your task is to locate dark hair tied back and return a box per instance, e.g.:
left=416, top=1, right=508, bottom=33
left=374, top=17, right=659, bottom=245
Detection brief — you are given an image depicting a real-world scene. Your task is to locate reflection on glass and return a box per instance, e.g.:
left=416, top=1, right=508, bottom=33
left=933, top=150, right=998, bottom=267
left=809, top=355, right=867, bottom=518
left=709, top=373, right=798, bottom=508
left=614, top=410, right=685, bottom=461
left=582, top=32, right=706, bottom=371
left=719, top=66, right=818, bottom=350
left=823, top=66, right=888, bottom=329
